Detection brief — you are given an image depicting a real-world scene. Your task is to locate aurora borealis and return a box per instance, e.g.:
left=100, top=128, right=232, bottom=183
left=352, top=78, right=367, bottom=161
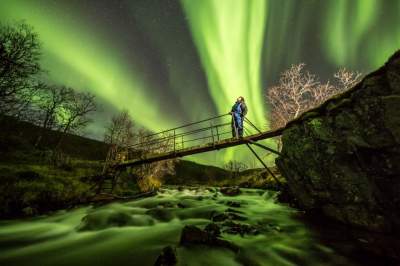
left=1, top=0, right=399, bottom=166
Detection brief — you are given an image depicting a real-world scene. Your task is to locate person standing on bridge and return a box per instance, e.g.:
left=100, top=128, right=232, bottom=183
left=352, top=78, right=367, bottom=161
left=230, top=96, right=247, bottom=138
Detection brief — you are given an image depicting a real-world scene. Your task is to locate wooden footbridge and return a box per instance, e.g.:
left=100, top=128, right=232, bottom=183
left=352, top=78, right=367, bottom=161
left=119, top=114, right=283, bottom=167
left=98, top=114, right=284, bottom=194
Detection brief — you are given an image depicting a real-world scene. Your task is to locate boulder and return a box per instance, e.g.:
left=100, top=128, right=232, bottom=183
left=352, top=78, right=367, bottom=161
left=179, top=225, right=239, bottom=253
left=220, top=187, right=241, bottom=196
left=78, top=210, right=136, bottom=231
left=226, top=201, right=241, bottom=208
left=146, top=208, right=175, bottom=222
left=211, top=211, right=247, bottom=222
left=222, top=221, right=260, bottom=236
left=276, top=51, right=400, bottom=235
left=154, top=246, right=177, bottom=266
left=204, top=223, right=221, bottom=237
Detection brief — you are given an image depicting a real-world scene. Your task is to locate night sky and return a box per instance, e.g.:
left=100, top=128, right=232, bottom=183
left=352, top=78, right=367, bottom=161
left=1, top=0, right=399, bottom=166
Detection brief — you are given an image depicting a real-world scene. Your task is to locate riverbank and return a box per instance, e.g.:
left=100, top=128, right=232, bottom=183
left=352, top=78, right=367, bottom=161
left=0, top=120, right=282, bottom=219
left=0, top=156, right=283, bottom=219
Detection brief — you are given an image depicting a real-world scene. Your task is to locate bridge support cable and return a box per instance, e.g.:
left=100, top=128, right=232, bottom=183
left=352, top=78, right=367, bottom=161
left=248, top=140, right=282, bottom=156
left=245, top=143, right=281, bottom=186
left=244, top=117, right=262, bottom=134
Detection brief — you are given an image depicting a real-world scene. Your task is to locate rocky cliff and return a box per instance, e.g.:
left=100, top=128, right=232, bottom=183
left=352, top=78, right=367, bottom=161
left=276, top=51, right=400, bottom=235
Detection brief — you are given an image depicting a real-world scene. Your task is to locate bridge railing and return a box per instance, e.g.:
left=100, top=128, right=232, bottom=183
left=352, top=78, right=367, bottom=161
left=126, top=114, right=262, bottom=160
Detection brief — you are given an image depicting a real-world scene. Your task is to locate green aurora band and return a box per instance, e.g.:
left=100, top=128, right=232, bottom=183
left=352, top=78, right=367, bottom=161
left=181, top=0, right=270, bottom=163
left=322, top=0, right=400, bottom=68
left=1, top=0, right=400, bottom=166
left=181, top=0, right=268, bottom=129
left=0, top=1, right=175, bottom=132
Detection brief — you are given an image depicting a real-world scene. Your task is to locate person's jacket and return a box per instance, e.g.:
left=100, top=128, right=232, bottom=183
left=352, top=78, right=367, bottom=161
left=231, top=101, right=248, bottom=117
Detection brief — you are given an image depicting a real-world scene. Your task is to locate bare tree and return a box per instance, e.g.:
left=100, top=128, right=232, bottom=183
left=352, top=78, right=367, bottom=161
left=267, top=64, right=362, bottom=130
left=334, top=68, right=362, bottom=91
left=267, top=64, right=318, bottom=130
left=29, top=85, right=74, bottom=147
left=0, top=22, right=41, bottom=117
left=104, top=109, right=134, bottom=149
left=103, top=109, right=135, bottom=168
left=54, top=90, right=97, bottom=151
left=33, top=85, right=72, bottom=130
left=266, top=64, right=362, bottom=151
left=132, top=129, right=176, bottom=192
left=57, top=90, right=97, bottom=134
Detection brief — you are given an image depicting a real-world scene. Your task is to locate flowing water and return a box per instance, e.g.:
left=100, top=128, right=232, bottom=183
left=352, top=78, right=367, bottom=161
left=0, top=187, right=362, bottom=266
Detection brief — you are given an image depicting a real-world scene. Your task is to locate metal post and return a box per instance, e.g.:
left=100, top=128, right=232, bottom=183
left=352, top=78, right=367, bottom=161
left=215, top=125, right=220, bottom=141
left=173, top=129, right=176, bottom=153
left=181, top=135, right=184, bottom=149
left=210, top=122, right=215, bottom=146
left=246, top=143, right=281, bottom=186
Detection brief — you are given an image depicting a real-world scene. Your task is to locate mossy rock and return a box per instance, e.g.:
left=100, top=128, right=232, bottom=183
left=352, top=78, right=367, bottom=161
left=277, top=51, right=400, bottom=234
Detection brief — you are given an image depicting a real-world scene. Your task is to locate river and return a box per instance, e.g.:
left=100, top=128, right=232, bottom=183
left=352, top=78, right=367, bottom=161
left=0, top=187, right=368, bottom=266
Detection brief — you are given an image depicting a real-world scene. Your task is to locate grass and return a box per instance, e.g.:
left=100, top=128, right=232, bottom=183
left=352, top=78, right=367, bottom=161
left=0, top=160, right=103, bottom=218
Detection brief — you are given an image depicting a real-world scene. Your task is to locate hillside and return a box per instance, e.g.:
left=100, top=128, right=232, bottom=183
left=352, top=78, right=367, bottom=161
left=0, top=116, right=109, bottom=162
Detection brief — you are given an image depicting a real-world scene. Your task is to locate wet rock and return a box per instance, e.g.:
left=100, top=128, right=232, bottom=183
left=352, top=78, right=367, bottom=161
left=177, top=203, right=186, bottom=208
left=204, top=223, right=221, bottom=237
left=17, top=171, right=41, bottom=181
left=179, top=225, right=209, bottom=245
left=208, top=188, right=217, bottom=193
left=154, top=246, right=177, bottom=266
left=195, top=196, right=204, bottom=201
left=276, top=51, right=400, bottom=235
left=101, top=212, right=133, bottom=227
left=276, top=183, right=300, bottom=208
left=146, top=208, right=174, bottom=221
left=226, top=201, right=241, bottom=208
left=220, top=186, right=241, bottom=196
left=78, top=210, right=136, bottom=231
left=179, top=225, right=239, bottom=253
left=238, top=181, right=251, bottom=188
left=222, top=221, right=260, bottom=236
left=225, top=208, right=244, bottom=214
left=158, top=202, right=175, bottom=208
left=211, top=212, right=247, bottom=222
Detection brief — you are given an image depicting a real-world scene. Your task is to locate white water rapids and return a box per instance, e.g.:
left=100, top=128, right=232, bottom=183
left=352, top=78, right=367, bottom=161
left=0, top=187, right=357, bottom=266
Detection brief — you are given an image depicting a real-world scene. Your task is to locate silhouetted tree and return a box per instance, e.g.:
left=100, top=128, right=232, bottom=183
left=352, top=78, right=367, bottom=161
left=49, top=89, right=97, bottom=166
left=58, top=91, right=97, bottom=134
left=34, top=85, right=72, bottom=130
left=103, top=109, right=135, bottom=169
left=0, top=22, right=41, bottom=118
left=104, top=109, right=135, bottom=149
left=132, top=128, right=176, bottom=192
left=54, top=90, right=97, bottom=150
left=30, top=85, right=74, bottom=147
